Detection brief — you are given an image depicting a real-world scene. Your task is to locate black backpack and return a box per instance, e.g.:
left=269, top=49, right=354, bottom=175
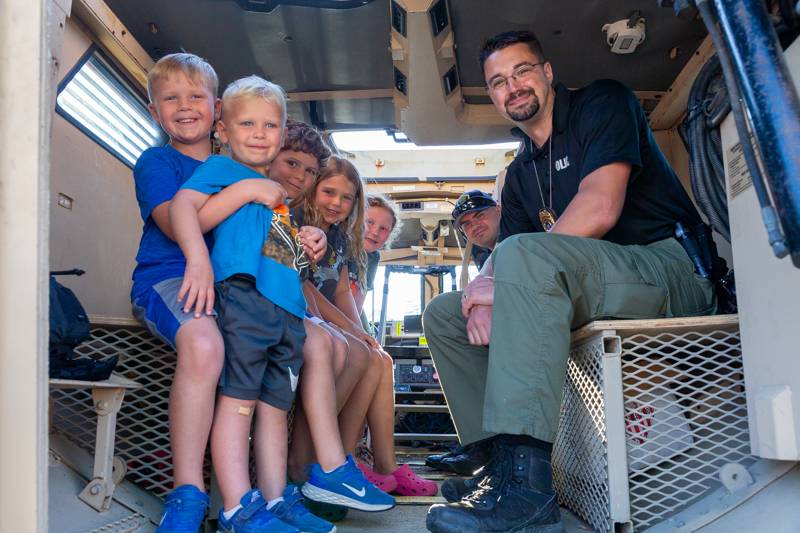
left=49, top=270, right=117, bottom=380
left=50, top=275, right=91, bottom=359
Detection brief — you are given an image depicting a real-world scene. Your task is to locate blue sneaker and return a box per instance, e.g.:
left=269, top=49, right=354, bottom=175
left=301, top=455, right=395, bottom=512
left=156, top=485, right=209, bottom=533
left=216, top=489, right=298, bottom=533
left=301, top=499, right=349, bottom=523
left=272, top=485, right=336, bottom=533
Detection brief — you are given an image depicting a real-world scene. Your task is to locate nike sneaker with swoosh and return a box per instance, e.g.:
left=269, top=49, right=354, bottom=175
left=287, top=365, right=300, bottom=392
left=301, top=455, right=395, bottom=512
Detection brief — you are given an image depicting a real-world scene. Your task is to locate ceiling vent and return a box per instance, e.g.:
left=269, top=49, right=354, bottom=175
left=391, top=0, right=407, bottom=37
left=232, top=0, right=375, bottom=13
left=429, top=0, right=449, bottom=37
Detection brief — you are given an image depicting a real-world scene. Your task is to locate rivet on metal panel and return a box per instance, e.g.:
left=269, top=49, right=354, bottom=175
left=719, top=463, right=753, bottom=492
left=57, top=193, right=73, bottom=210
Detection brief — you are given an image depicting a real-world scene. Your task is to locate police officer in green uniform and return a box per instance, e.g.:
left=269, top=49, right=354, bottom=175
left=423, top=30, right=716, bottom=533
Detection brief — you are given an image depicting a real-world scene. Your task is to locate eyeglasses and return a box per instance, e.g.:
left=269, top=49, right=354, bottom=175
left=486, top=62, right=545, bottom=93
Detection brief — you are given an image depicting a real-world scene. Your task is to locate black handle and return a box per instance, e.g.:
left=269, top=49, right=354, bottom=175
left=49, top=268, right=86, bottom=277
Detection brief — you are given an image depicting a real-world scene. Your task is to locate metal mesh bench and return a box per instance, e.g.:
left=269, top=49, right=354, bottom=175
left=51, top=317, right=186, bottom=500
left=50, top=315, right=292, bottom=506
left=552, top=314, right=748, bottom=532
left=50, top=372, right=142, bottom=511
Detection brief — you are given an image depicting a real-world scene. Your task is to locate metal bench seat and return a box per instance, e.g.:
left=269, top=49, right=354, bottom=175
left=50, top=372, right=142, bottom=511
left=554, top=314, right=746, bottom=532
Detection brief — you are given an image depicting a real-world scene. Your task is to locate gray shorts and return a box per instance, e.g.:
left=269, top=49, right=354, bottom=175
left=215, top=276, right=305, bottom=410
left=132, top=277, right=217, bottom=349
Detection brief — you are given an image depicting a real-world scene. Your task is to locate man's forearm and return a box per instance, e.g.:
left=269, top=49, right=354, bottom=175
left=550, top=189, right=618, bottom=238
left=550, top=161, right=630, bottom=238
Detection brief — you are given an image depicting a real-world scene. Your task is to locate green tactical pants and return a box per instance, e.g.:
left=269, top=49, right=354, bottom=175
left=422, top=233, right=715, bottom=445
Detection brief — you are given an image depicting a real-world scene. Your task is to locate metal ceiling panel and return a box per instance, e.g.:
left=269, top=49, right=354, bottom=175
left=104, top=0, right=708, bottom=134
left=449, top=0, right=708, bottom=91
left=105, top=0, right=393, bottom=92
left=287, top=97, right=395, bottom=129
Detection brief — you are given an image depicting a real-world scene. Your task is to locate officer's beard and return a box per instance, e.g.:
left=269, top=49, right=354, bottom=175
left=505, top=89, right=540, bottom=122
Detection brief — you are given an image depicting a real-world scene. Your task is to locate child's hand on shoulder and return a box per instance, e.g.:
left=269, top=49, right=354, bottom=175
left=178, top=258, right=216, bottom=318
left=250, top=179, right=287, bottom=208
left=298, top=225, right=327, bottom=262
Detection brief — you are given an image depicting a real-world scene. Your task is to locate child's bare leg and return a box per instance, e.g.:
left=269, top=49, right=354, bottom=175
left=211, top=395, right=256, bottom=510
left=172, top=316, right=224, bottom=490
left=367, top=349, right=400, bottom=473
left=319, top=323, right=366, bottom=410
left=288, top=321, right=345, bottom=481
left=287, top=402, right=313, bottom=482
left=299, top=338, right=347, bottom=471
left=328, top=326, right=348, bottom=380
left=338, top=338, right=382, bottom=454
left=254, top=401, right=289, bottom=501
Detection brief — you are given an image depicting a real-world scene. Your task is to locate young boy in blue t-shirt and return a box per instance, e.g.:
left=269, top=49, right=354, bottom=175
left=173, top=75, right=395, bottom=533
left=132, top=55, right=301, bottom=533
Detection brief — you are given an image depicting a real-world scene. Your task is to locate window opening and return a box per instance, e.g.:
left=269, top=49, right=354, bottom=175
left=330, top=129, right=518, bottom=152
left=364, top=264, right=477, bottom=324
left=56, top=48, right=163, bottom=168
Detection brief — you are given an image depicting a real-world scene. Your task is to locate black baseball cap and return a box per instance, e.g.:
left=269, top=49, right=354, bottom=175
left=452, top=190, right=497, bottom=227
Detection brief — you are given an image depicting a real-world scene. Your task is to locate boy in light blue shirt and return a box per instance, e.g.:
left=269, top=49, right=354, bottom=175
left=171, top=75, right=320, bottom=533
left=171, top=75, right=393, bottom=533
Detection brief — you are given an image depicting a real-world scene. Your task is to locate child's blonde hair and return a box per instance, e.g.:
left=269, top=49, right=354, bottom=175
left=147, top=53, right=218, bottom=102
left=221, top=75, right=287, bottom=127
left=302, top=156, right=367, bottom=284
left=366, top=194, right=401, bottom=247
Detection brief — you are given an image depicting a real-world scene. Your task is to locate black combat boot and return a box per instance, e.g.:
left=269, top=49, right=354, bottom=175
left=425, top=437, right=495, bottom=476
left=440, top=452, right=500, bottom=503
left=426, top=438, right=564, bottom=533
left=440, top=470, right=484, bottom=503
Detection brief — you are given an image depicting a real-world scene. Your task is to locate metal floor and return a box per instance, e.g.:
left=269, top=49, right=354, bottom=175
left=50, top=434, right=800, bottom=533
left=48, top=462, right=591, bottom=533
left=49, top=450, right=154, bottom=533
left=49, top=438, right=592, bottom=533
left=693, top=461, right=800, bottom=533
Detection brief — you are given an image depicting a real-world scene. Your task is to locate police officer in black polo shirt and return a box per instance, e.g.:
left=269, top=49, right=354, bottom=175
left=423, top=30, right=716, bottom=532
